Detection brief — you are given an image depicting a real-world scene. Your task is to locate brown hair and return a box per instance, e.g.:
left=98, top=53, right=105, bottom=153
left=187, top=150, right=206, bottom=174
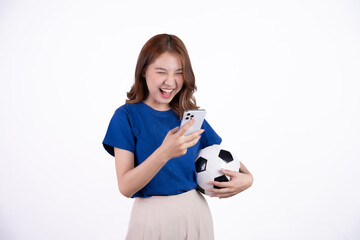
left=126, top=34, right=198, bottom=118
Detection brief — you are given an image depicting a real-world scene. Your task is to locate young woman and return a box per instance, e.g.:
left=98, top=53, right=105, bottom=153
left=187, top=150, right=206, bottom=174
left=103, top=34, right=253, bottom=240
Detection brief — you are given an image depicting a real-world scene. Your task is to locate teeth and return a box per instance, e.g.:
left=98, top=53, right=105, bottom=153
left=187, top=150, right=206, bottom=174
left=161, top=89, right=173, bottom=93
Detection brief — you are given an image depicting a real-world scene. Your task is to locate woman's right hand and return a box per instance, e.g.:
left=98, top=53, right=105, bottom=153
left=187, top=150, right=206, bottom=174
left=159, top=119, right=204, bottom=160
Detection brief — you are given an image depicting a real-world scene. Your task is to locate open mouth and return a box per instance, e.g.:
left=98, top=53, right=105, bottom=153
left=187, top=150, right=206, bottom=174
left=160, top=88, right=174, bottom=98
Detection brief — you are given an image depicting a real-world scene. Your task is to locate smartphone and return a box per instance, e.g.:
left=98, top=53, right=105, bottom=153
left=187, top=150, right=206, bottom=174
left=180, top=109, right=207, bottom=136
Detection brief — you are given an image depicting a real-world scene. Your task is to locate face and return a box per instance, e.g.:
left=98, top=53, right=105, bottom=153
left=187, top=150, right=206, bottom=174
left=143, top=52, right=184, bottom=111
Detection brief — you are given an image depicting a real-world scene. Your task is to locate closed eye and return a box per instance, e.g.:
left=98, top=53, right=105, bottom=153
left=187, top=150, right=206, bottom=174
left=176, top=68, right=183, bottom=75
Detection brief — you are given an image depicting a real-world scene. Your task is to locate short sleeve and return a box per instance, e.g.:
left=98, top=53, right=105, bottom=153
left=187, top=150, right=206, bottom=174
left=199, top=119, right=222, bottom=149
left=102, top=106, right=136, bottom=157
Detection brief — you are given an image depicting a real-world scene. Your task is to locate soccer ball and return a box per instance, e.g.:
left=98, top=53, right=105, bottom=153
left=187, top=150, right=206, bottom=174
left=195, top=144, right=240, bottom=195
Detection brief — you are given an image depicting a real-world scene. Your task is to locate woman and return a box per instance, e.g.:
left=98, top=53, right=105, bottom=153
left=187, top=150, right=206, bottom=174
left=103, top=34, right=253, bottom=239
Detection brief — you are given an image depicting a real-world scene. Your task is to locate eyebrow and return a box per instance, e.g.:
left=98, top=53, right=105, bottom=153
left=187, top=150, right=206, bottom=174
left=154, top=67, right=183, bottom=71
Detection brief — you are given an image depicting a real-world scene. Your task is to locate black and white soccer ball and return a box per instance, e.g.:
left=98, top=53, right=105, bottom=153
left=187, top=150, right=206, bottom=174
left=195, top=144, right=240, bottom=195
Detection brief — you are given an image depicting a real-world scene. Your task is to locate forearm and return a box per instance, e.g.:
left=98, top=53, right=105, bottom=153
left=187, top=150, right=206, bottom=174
left=115, top=123, right=202, bottom=198
left=118, top=147, right=169, bottom=198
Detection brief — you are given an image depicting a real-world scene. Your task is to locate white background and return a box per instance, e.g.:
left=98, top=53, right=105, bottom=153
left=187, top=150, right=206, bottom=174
left=1, top=0, right=360, bottom=239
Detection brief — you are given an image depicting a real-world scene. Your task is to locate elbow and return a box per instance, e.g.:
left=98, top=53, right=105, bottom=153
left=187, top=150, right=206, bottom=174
left=118, top=185, right=133, bottom=198
left=117, top=175, right=135, bottom=198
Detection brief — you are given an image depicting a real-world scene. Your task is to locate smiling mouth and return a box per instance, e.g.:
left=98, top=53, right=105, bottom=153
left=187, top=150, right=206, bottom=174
left=160, top=88, right=174, bottom=94
left=160, top=88, right=174, bottom=98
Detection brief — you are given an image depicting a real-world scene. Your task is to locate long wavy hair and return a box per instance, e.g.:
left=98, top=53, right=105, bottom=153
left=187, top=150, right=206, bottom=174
left=126, top=34, right=198, bottom=118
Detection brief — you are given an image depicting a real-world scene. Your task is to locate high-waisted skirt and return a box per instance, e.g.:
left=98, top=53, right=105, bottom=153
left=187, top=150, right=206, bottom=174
left=125, top=189, right=214, bottom=240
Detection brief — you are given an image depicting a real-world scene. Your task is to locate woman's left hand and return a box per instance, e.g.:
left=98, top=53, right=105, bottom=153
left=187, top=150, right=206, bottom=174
left=208, top=162, right=253, bottom=199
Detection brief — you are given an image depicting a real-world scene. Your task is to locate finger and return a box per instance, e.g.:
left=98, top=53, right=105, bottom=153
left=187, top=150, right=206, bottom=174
left=208, top=180, right=232, bottom=189
left=185, top=135, right=201, bottom=149
left=188, top=128, right=205, bottom=138
left=207, top=187, right=229, bottom=194
left=178, top=118, right=196, bottom=135
left=168, top=126, right=179, bottom=135
left=221, top=168, right=239, bottom=177
left=184, top=128, right=204, bottom=142
left=212, top=193, right=233, bottom=199
left=207, top=187, right=235, bottom=198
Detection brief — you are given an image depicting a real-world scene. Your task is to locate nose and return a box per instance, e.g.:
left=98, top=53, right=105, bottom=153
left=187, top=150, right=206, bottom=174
left=163, top=73, right=176, bottom=86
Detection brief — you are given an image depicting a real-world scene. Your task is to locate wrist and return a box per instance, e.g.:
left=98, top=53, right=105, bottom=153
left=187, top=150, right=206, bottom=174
left=154, top=145, right=171, bottom=164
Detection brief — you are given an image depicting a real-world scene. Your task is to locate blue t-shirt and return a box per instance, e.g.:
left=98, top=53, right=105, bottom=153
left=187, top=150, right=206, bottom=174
left=103, top=102, right=222, bottom=198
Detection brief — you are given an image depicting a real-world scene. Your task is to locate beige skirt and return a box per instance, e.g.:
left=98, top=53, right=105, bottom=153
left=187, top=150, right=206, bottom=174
left=126, top=189, right=214, bottom=240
